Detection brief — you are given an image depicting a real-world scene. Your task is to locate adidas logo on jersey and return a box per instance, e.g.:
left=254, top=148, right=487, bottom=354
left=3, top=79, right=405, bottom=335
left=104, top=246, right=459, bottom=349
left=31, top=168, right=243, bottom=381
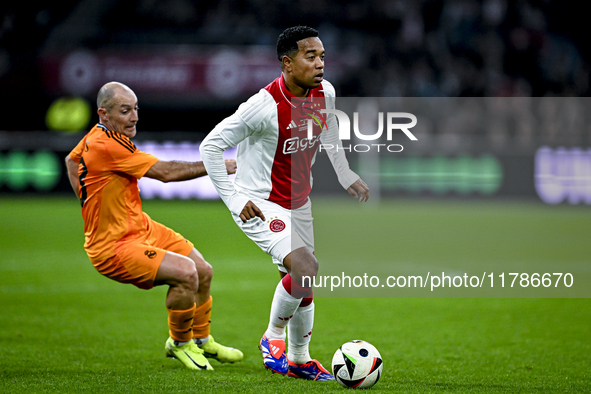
left=286, top=120, right=298, bottom=129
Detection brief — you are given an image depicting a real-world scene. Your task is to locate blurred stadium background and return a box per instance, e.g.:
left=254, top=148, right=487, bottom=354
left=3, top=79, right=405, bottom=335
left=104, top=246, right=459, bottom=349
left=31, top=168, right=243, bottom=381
left=0, top=0, right=590, bottom=203
left=2, top=3, right=590, bottom=392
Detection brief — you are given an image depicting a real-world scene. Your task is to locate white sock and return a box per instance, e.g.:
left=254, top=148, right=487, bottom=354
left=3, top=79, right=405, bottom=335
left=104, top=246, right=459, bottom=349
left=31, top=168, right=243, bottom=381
left=193, top=337, right=209, bottom=346
left=265, top=279, right=302, bottom=341
left=287, top=302, right=314, bottom=363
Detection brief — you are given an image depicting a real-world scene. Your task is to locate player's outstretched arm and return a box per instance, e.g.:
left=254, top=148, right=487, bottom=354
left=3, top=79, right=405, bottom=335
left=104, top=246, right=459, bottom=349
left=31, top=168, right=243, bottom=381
left=145, top=159, right=236, bottom=183
left=65, top=155, right=80, bottom=197
left=347, top=178, right=370, bottom=202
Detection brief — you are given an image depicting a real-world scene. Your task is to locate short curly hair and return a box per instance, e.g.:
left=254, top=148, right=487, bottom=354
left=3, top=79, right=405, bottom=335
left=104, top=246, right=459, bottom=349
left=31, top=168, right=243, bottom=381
left=276, top=26, right=319, bottom=61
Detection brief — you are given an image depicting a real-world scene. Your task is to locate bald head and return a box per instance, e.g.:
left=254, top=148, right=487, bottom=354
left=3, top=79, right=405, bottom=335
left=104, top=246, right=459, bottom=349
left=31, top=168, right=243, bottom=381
left=96, top=81, right=139, bottom=138
left=97, top=82, right=134, bottom=111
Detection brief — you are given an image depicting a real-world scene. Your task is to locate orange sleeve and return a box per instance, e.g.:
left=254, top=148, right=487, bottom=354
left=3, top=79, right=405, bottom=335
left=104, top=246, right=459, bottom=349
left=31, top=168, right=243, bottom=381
left=117, top=150, right=159, bottom=179
left=103, top=137, right=159, bottom=179
left=69, top=135, right=87, bottom=164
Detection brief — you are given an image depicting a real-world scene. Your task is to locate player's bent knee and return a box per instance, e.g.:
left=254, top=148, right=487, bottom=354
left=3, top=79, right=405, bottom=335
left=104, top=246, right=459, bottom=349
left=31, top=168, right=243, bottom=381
left=179, top=261, right=199, bottom=291
left=157, top=253, right=199, bottom=292
left=188, top=249, right=213, bottom=285
left=287, top=248, right=318, bottom=281
left=197, top=261, right=213, bottom=286
left=300, top=258, right=318, bottom=280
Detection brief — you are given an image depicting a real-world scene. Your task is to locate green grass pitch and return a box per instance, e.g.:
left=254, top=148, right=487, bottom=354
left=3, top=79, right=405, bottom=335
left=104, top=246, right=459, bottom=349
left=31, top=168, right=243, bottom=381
left=0, top=196, right=589, bottom=393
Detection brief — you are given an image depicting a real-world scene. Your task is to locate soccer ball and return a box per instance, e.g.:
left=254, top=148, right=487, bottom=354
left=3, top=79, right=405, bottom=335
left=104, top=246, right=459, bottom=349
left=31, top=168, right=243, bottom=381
left=332, top=340, right=383, bottom=389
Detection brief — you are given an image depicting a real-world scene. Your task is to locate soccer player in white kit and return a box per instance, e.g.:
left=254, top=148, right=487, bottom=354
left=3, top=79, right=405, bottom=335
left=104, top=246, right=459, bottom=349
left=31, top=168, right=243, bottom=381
left=200, top=26, right=369, bottom=381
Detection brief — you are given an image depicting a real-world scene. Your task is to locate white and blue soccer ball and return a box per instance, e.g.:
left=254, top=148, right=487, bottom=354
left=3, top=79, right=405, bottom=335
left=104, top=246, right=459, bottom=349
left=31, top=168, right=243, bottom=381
left=332, top=340, right=383, bottom=389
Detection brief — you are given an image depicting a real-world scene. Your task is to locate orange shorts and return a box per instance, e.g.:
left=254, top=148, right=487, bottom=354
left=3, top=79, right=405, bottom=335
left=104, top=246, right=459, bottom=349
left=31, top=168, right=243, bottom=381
left=92, top=213, right=194, bottom=290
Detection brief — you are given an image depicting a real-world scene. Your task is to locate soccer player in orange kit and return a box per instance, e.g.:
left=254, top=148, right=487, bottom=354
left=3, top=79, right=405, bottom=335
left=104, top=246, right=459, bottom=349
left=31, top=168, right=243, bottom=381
left=65, top=81, right=242, bottom=371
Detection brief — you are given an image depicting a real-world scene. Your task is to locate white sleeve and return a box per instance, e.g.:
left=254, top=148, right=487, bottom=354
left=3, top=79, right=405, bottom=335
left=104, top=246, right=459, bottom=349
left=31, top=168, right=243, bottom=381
left=200, top=90, right=275, bottom=215
left=320, top=80, right=360, bottom=189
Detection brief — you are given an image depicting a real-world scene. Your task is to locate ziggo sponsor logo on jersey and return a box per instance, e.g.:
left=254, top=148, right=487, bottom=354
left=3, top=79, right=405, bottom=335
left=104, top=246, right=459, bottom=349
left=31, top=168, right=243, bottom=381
left=282, top=133, right=322, bottom=154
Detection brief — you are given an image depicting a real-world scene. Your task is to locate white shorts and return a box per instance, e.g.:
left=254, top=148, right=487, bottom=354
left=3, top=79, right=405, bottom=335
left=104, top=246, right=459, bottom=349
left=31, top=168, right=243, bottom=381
left=232, top=197, right=314, bottom=273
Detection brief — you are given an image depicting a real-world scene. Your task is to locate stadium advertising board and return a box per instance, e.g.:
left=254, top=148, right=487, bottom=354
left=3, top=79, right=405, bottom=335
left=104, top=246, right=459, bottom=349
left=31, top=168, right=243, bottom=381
left=1, top=98, right=590, bottom=205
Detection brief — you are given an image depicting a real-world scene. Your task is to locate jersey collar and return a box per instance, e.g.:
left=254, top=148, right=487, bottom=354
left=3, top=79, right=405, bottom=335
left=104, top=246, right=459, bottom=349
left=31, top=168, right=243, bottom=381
left=97, top=123, right=110, bottom=132
left=279, top=74, right=314, bottom=109
left=97, top=123, right=130, bottom=140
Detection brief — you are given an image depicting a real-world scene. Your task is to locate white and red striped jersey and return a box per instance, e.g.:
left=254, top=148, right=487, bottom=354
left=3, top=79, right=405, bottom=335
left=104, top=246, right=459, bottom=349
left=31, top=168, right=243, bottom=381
left=200, top=75, right=358, bottom=216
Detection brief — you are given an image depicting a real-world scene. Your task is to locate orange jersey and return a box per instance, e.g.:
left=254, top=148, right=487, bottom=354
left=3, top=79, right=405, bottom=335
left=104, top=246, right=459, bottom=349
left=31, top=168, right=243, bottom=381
left=69, top=123, right=159, bottom=262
